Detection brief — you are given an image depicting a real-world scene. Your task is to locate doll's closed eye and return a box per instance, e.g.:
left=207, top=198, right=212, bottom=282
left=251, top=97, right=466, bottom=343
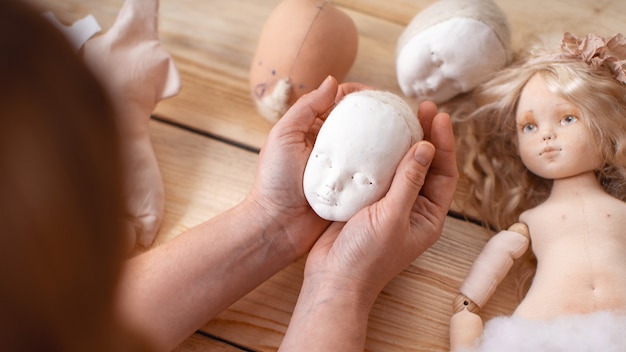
left=314, top=153, right=333, bottom=168
left=430, top=51, right=444, bottom=67
left=351, top=172, right=374, bottom=186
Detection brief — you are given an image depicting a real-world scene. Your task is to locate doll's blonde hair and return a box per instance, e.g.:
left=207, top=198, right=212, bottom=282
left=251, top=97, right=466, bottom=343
left=453, top=38, right=626, bottom=230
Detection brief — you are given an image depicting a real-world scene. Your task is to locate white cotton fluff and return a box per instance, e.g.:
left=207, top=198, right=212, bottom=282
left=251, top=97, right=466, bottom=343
left=473, top=311, right=626, bottom=352
left=254, top=79, right=292, bottom=123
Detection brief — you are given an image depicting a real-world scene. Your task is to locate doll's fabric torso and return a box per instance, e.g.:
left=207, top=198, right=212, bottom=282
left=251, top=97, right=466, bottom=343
left=516, top=176, right=626, bottom=320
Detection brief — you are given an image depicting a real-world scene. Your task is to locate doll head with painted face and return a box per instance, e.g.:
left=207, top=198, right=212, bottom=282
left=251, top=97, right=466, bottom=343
left=454, top=32, right=626, bottom=230
left=303, top=90, right=423, bottom=221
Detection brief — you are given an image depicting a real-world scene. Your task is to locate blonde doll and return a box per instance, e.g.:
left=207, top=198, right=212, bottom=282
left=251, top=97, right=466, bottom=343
left=449, top=32, right=626, bottom=351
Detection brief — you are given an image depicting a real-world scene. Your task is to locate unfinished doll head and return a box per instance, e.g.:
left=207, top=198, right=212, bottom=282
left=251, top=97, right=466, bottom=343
left=396, top=0, right=511, bottom=104
left=249, top=0, right=358, bottom=123
left=303, top=90, right=423, bottom=221
left=454, top=32, right=626, bottom=229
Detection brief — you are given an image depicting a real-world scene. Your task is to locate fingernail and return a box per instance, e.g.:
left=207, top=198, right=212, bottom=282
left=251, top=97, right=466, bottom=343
left=319, top=75, right=333, bottom=90
left=414, top=142, right=435, bottom=166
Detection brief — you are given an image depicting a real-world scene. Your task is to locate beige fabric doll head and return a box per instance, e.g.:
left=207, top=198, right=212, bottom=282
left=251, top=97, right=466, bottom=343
left=249, top=0, right=358, bottom=123
left=303, top=90, right=423, bottom=221
left=396, top=0, right=512, bottom=104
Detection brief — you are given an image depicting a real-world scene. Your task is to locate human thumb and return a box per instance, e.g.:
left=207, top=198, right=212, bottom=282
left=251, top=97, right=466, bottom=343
left=385, top=141, right=435, bottom=210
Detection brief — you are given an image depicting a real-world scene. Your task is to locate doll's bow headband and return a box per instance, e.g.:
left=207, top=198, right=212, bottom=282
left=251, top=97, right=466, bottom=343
left=558, top=32, right=626, bottom=84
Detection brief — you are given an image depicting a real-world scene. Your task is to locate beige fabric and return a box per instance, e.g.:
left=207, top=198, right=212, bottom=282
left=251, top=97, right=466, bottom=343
left=450, top=307, right=483, bottom=352
left=82, top=0, right=181, bottom=248
left=460, top=228, right=530, bottom=308
left=43, top=12, right=101, bottom=52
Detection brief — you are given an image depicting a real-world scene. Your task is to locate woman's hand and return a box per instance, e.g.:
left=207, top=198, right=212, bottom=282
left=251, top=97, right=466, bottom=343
left=279, top=101, right=458, bottom=352
left=305, top=100, right=458, bottom=302
left=246, top=76, right=369, bottom=257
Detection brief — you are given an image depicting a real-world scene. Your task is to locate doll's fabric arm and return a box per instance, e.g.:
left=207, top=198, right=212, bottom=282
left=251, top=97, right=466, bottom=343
left=449, top=223, right=530, bottom=351
left=460, top=223, right=530, bottom=307
left=82, top=0, right=181, bottom=248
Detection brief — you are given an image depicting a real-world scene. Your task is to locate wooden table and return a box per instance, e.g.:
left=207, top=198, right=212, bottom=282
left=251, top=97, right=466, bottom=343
left=33, top=0, right=626, bottom=350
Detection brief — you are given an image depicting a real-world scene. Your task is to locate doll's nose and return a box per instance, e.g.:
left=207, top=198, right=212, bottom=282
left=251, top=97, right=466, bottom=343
left=323, top=168, right=344, bottom=192
left=425, top=76, right=440, bottom=92
left=325, top=181, right=341, bottom=192
left=542, top=131, right=555, bottom=141
left=324, top=177, right=342, bottom=192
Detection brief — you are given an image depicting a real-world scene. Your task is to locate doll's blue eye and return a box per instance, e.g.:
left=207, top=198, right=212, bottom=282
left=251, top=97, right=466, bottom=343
left=561, top=115, right=578, bottom=125
left=521, top=123, right=537, bottom=133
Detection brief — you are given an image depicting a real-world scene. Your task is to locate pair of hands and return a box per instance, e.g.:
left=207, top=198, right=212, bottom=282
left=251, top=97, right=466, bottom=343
left=249, top=75, right=458, bottom=299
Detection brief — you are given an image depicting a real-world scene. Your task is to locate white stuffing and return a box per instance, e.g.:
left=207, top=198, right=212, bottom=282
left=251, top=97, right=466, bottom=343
left=472, top=311, right=626, bottom=352
left=254, top=78, right=291, bottom=123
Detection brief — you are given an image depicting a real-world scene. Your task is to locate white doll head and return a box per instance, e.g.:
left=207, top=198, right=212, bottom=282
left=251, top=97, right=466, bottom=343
left=303, top=90, right=423, bottom=221
left=396, top=0, right=511, bottom=104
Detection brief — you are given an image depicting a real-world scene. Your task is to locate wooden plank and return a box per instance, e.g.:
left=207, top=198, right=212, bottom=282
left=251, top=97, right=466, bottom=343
left=174, top=332, right=247, bottom=352
left=335, top=0, right=626, bottom=44
left=148, top=119, right=258, bottom=247
left=335, top=0, right=423, bottom=26
left=31, top=0, right=123, bottom=28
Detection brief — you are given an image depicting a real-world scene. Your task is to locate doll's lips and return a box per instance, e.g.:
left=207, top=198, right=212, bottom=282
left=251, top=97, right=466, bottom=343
left=315, top=192, right=336, bottom=206
left=539, top=146, right=561, bottom=156
left=416, top=88, right=433, bottom=97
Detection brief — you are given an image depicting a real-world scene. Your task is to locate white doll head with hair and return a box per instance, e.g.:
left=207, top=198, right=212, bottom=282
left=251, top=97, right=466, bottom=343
left=303, top=90, right=423, bottom=221
left=396, top=0, right=512, bottom=104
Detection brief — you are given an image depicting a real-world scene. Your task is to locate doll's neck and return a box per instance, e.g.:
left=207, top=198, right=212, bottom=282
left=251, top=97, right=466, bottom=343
left=548, top=171, right=603, bottom=200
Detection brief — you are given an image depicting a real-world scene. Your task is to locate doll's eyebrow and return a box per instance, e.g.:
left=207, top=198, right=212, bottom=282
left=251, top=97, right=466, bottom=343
left=515, top=110, right=535, bottom=122
left=554, top=104, right=579, bottom=114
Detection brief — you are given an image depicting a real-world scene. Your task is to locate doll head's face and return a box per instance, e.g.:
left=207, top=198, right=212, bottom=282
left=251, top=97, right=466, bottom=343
left=396, top=17, right=507, bottom=104
left=516, top=74, right=603, bottom=180
left=303, top=91, right=421, bottom=221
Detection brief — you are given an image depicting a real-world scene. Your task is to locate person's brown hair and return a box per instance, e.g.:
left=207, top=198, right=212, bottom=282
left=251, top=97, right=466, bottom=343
left=0, top=2, right=148, bottom=350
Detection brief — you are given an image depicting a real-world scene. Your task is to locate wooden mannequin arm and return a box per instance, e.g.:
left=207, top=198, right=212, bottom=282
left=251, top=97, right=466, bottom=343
left=449, top=223, right=530, bottom=351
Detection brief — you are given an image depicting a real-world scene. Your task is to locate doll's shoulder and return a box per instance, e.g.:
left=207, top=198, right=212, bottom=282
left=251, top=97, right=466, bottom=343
left=591, top=191, right=626, bottom=216
left=518, top=203, right=546, bottom=224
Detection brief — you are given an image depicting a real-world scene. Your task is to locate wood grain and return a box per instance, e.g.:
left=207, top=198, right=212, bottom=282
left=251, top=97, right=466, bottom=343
left=173, top=332, right=247, bottom=352
left=148, top=120, right=258, bottom=246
